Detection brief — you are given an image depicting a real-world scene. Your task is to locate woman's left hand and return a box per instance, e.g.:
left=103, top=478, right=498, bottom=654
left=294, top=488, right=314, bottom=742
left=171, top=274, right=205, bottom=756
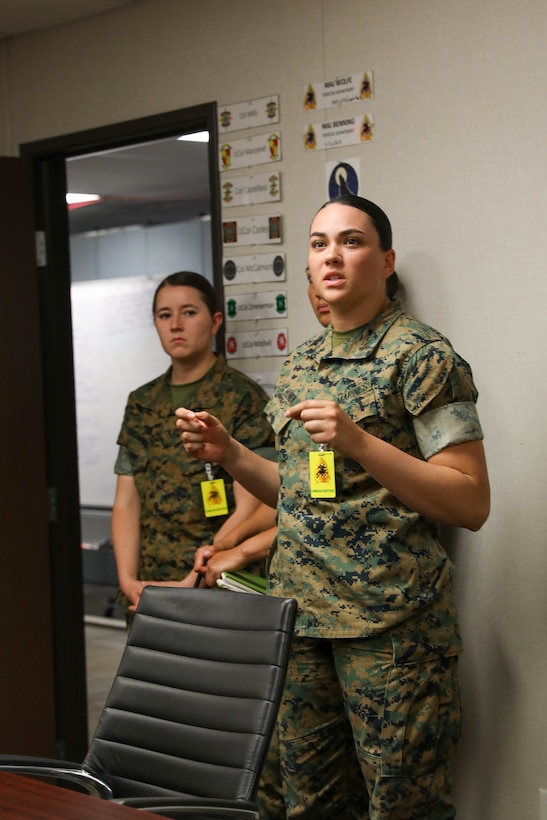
left=286, top=399, right=361, bottom=458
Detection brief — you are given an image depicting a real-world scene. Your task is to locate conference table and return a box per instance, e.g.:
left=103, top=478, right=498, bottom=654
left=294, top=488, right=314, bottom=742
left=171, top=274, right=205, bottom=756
left=0, top=771, right=166, bottom=818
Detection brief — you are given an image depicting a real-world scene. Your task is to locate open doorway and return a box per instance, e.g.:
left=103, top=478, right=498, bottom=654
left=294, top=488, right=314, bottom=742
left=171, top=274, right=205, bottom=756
left=68, top=132, right=214, bottom=616
left=66, top=130, right=219, bottom=735
left=20, top=102, right=222, bottom=753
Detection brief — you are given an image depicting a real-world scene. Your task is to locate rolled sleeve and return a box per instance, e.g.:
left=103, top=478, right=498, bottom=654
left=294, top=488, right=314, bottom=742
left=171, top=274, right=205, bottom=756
left=253, top=446, right=278, bottom=462
left=114, top=444, right=134, bottom=475
left=413, top=401, right=484, bottom=459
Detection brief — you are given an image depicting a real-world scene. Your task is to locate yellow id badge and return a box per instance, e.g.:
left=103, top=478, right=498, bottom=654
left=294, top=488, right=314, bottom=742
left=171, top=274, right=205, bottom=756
left=309, top=449, right=336, bottom=498
left=200, top=478, right=229, bottom=517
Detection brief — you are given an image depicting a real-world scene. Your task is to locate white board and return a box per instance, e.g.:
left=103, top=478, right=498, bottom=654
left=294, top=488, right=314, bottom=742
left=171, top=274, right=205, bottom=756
left=71, top=276, right=167, bottom=508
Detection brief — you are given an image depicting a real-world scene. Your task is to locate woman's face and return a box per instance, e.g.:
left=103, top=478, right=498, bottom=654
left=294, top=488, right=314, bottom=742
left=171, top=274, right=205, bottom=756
left=308, top=203, right=395, bottom=327
left=153, top=285, right=222, bottom=364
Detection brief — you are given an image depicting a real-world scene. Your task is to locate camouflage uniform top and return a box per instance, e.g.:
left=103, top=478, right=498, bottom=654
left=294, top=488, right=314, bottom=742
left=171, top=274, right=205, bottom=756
left=265, top=299, right=483, bottom=644
left=116, top=354, right=274, bottom=583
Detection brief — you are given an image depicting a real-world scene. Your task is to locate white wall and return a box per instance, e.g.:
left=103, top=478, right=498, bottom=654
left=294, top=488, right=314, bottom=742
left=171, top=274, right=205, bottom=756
left=1, top=1, right=546, bottom=817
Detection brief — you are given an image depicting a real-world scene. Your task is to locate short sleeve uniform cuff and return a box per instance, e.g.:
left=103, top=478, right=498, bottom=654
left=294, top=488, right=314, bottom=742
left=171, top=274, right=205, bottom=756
left=114, top=444, right=134, bottom=475
left=253, top=446, right=278, bottom=463
left=413, top=401, right=484, bottom=460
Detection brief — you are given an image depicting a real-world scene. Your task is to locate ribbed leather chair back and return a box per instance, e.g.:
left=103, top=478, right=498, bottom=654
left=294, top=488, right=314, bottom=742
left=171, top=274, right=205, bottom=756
left=83, top=587, right=297, bottom=802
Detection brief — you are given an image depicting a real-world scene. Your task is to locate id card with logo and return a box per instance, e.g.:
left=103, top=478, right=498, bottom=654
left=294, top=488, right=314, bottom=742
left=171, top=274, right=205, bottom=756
left=309, top=449, right=336, bottom=498
left=200, top=478, right=229, bottom=517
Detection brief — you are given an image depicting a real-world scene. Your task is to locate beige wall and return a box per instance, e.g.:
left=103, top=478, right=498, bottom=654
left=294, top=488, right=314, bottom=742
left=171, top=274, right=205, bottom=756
left=2, top=1, right=547, bottom=817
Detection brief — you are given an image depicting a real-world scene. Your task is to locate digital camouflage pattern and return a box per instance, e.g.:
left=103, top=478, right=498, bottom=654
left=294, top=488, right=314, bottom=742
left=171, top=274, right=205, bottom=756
left=265, top=298, right=482, bottom=639
left=113, top=298, right=483, bottom=816
left=274, top=635, right=461, bottom=819
left=115, top=355, right=273, bottom=608
left=260, top=299, right=483, bottom=817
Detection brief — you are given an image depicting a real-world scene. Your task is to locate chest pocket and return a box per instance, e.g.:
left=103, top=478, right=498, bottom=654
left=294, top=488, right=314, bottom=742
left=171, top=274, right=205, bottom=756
left=338, top=382, right=382, bottom=438
left=266, top=384, right=297, bottom=431
left=266, top=389, right=313, bottom=463
left=266, top=394, right=292, bottom=454
left=267, top=382, right=383, bottom=466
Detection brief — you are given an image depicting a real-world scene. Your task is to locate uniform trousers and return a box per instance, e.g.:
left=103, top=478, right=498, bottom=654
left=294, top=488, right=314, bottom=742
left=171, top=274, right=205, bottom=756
left=260, top=634, right=461, bottom=820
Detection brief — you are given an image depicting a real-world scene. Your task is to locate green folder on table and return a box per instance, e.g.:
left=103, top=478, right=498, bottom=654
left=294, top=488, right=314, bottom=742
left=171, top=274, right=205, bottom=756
left=216, top=570, right=267, bottom=595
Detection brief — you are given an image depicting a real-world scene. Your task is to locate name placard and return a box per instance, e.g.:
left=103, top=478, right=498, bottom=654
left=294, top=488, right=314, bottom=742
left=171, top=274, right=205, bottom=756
left=223, top=213, right=282, bottom=246
left=223, top=252, right=286, bottom=285
left=220, top=132, right=281, bottom=171
left=304, top=114, right=374, bottom=151
left=219, top=95, right=280, bottom=132
left=225, top=290, right=287, bottom=321
left=225, top=328, right=288, bottom=359
left=304, top=72, right=374, bottom=110
left=222, top=171, right=281, bottom=208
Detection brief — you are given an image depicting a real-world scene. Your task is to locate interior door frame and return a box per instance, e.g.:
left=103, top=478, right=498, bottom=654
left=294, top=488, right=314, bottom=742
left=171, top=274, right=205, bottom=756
left=19, top=102, right=221, bottom=760
left=0, top=156, right=57, bottom=757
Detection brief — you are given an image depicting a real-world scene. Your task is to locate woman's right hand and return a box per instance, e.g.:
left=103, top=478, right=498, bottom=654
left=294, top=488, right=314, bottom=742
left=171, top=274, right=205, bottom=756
left=120, top=577, right=147, bottom=609
left=193, top=543, right=215, bottom=576
left=175, top=408, right=231, bottom=463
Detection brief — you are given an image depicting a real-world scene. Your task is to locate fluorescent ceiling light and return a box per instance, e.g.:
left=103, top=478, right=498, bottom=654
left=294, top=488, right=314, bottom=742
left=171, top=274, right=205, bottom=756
left=66, top=193, right=100, bottom=204
left=177, top=131, right=209, bottom=143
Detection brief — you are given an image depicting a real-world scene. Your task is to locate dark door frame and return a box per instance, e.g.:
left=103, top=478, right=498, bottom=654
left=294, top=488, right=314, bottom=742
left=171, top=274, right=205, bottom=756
left=0, top=156, right=57, bottom=757
left=19, top=102, right=221, bottom=759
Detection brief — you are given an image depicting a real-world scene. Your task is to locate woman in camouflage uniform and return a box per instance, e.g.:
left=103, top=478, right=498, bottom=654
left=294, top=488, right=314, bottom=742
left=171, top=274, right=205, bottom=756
left=111, top=271, right=274, bottom=617
left=176, top=198, right=490, bottom=819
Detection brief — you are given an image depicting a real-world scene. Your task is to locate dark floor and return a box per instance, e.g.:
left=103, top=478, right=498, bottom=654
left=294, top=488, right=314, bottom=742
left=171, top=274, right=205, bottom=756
left=84, top=583, right=127, bottom=741
left=85, top=621, right=127, bottom=740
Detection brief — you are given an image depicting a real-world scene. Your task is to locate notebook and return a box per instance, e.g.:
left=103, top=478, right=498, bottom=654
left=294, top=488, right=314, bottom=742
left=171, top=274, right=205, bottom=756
left=216, top=569, right=267, bottom=595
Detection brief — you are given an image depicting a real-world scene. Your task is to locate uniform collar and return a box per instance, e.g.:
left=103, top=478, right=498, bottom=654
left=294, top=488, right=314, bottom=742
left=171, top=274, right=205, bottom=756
left=148, top=354, right=225, bottom=407
left=309, top=299, right=405, bottom=362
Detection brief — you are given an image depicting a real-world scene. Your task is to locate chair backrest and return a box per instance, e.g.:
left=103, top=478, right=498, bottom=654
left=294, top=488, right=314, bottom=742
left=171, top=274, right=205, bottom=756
left=83, top=587, right=297, bottom=802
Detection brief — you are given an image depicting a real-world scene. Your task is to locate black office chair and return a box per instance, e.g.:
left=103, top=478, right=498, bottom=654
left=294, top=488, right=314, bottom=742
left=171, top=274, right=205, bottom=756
left=0, top=586, right=297, bottom=819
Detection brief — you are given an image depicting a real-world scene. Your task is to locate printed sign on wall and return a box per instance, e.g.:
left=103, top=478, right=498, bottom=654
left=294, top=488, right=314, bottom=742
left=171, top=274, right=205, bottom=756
left=218, top=95, right=280, bottom=132
left=223, top=252, right=286, bottom=285
left=225, top=328, right=288, bottom=360
left=223, top=213, right=282, bottom=246
left=220, top=132, right=281, bottom=171
left=303, top=72, right=374, bottom=110
left=222, top=171, right=281, bottom=208
left=326, top=158, right=360, bottom=198
left=304, top=115, right=374, bottom=151
left=225, top=290, right=287, bottom=321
